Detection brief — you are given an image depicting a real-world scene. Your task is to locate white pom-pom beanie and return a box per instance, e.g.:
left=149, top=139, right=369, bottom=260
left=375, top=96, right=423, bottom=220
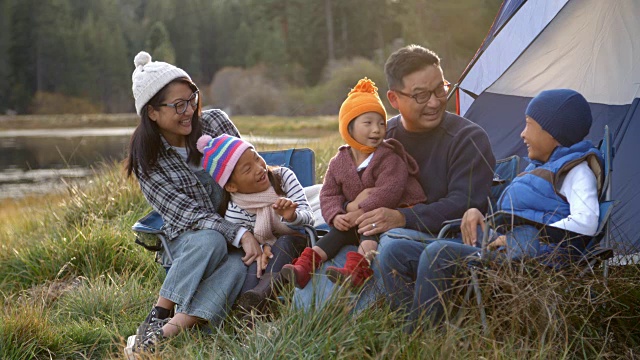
left=131, top=51, right=191, bottom=115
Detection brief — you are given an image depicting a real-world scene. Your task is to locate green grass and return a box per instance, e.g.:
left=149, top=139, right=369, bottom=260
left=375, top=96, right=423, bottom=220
left=1, top=135, right=639, bottom=359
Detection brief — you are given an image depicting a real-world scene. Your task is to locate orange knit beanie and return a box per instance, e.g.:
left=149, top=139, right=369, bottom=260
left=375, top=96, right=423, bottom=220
left=338, top=77, right=388, bottom=154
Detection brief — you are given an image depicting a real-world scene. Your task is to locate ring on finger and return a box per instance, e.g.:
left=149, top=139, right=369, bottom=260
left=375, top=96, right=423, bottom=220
left=371, top=223, right=377, bottom=228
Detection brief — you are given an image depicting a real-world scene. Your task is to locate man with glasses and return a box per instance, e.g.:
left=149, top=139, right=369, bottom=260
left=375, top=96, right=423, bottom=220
left=364, top=44, right=495, bottom=324
left=294, top=45, right=495, bottom=315
left=354, top=45, right=495, bottom=237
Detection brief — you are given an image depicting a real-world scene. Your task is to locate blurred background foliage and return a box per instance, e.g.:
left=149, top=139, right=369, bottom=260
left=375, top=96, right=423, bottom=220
left=0, top=0, right=501, bottom=116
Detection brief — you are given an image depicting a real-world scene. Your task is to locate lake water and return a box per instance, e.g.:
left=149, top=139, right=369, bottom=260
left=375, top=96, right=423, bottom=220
left=0, top=128, right=309, bottom=199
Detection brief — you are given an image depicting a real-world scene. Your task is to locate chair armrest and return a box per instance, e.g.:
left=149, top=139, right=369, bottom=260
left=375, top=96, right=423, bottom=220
left=438, top=219, right=463, bottom=239
left=580, top=246, right=614, bottom=264
left=132, top=210, right=165, bottom=252
left=132, top=210, right=165, bottom=234
left=484, top=211, right=540, bottom=229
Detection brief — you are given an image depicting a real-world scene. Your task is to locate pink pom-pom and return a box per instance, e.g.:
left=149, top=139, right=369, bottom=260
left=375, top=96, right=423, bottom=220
left=197, top=135, right=213, bottom=153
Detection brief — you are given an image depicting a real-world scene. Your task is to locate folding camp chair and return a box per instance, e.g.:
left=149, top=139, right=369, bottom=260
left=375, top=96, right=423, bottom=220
left=461, top=125, right=615, bottom=334
left=132, top=148, right=318, bottom=270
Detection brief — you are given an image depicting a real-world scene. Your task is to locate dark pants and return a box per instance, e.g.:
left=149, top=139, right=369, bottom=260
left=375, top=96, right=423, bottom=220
left=315, top=227, right=377, bottom=261
left=241, top=234, right=308, bottom=293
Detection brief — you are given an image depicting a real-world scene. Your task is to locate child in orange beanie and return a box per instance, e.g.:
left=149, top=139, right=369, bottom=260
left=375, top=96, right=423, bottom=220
left=281, top=78, right=427, bottom=289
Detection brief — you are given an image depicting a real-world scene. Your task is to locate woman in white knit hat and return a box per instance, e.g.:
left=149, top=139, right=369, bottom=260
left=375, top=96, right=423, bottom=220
left=124, top=52, right=263, bottom=357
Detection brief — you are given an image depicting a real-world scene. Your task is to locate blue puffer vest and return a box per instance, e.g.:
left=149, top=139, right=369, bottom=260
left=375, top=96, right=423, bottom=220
left=498, top=140, right=603, bottom=226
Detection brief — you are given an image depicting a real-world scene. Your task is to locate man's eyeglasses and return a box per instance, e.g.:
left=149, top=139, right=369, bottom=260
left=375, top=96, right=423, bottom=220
left=159, top=90, right=199, bottom=115
left=393, top=81, right=450, bottom=104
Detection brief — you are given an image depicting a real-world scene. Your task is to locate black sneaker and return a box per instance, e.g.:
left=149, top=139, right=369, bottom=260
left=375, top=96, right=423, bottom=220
left=124, top=319, right=168, bottom=359
left=136, top=307, right=172, bottom=337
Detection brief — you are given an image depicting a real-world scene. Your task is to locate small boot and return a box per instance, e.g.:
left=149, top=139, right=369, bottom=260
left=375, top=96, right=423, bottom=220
left=280, top=247, right=323, bottom=288
left=326, top=251, right=373, bottom=288
left=237, top=272, right=275, bottom=312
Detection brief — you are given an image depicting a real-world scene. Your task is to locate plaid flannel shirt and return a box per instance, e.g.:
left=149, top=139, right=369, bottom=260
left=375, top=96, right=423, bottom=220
left=137, top=109, right=242, bottom=242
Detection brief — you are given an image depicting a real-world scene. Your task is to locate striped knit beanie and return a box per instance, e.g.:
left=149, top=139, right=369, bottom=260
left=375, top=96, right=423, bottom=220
left=338, top=77, right=388, bottom=154
left=197, top=134, right=253, bottom=187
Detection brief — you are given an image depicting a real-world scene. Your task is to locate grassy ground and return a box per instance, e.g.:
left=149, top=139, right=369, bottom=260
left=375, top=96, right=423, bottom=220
left=1, top=130, right=640, bottom=359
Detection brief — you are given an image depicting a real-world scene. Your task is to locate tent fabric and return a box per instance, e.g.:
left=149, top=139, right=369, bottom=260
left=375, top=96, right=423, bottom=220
left=489, top=0, right=640, bottom=105
left=457, top=0, right=640, bottom=254
left=458, top=0, right=569, bottom=115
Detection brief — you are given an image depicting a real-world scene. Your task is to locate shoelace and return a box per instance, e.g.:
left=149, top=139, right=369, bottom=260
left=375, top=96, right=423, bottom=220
left=136, top=318, right=171, bottom=351
left=146, top=317, right=170, bottom=335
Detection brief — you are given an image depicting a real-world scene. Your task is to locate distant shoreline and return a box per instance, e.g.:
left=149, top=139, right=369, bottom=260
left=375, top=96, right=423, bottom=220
left=0, top=113, right=339, bottom=138
left=0, top=113, right=139, bottom=130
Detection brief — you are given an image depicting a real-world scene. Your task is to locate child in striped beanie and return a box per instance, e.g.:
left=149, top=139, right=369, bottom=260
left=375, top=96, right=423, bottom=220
left=197, top=134, right=314, bottom=313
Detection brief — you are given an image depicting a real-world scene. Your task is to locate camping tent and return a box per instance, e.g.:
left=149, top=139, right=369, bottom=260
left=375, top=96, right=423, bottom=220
left=455, top=0, right=640, bottom=255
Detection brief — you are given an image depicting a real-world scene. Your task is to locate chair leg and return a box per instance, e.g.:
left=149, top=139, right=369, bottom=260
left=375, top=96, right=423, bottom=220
left=158, top=234, right=174, bottom=265
left=470, top=267, right=488, bottom=335
left=578, top=259, right=598, bottom=278
left=303, top=225, right=318, bottom=247
left=603, top=223, right=610, bottom=287
left=451, top=275, right=476, bottom=327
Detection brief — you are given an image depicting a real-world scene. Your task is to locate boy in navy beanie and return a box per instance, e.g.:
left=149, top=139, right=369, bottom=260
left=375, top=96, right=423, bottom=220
left=484, top=88, right=603, bottom=257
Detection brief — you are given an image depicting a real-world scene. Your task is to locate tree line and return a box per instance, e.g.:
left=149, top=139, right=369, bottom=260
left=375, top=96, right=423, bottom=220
left=0, top=0, right=500, bottom=115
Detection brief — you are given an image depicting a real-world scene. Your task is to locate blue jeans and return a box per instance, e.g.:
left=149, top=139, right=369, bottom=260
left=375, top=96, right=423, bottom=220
left=160, top=229, right=246, bottom=324
left=379, top=226, right=538, bottom=330
left=383, top=225, right=587, bottom=332
left=292, top=227, right=436, bottom=312
left=412, top=241, right=480, bottom=329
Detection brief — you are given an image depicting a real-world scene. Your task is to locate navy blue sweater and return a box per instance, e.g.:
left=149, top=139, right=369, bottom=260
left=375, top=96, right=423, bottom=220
left=386, top=112, right=496, bottom=234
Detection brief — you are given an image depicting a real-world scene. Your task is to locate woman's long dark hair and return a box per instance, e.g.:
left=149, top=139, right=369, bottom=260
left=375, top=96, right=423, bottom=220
left=125, top=78, right=203, bottom=179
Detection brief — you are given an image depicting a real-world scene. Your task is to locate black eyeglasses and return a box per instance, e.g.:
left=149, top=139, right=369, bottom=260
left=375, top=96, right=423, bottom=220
left=159, top=90, right=199, bottom=115
left=393, top=81, right=450, bottom=104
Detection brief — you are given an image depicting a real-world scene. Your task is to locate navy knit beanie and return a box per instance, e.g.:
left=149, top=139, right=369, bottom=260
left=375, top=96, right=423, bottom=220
left=525, top=89, right=592, bottom=147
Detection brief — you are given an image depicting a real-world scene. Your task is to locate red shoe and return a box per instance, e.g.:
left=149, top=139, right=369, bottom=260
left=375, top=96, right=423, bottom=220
left=326, top=251, right=373, bottom=288
left=280, top=248, right=322, bottom=288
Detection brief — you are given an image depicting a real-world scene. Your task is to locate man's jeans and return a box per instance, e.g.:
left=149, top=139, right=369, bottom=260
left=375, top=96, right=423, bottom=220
left=293, top=227, right=436, bottom=312
left=382, top=224, right=583, bottom=331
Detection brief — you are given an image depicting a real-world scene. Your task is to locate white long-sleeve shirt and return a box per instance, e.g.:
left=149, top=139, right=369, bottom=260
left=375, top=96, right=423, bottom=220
left=549, top=161, right=599, bottom=235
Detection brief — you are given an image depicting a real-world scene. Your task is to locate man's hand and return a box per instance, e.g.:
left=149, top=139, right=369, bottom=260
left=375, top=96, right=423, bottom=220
left=240, top=232, right=264, bottom=278
left=273, top=197, right=297, bottom=222
left=487, top=235, right=507, bottom=250
left=346, top=188, right=373, bottom=212
left=461, top=208, right=485, bottom=246
left=333, top=214, right=351, bottom=231
left=355, top=208, right=405, bottom=236
left=260, top=245, right=273, bottom=272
